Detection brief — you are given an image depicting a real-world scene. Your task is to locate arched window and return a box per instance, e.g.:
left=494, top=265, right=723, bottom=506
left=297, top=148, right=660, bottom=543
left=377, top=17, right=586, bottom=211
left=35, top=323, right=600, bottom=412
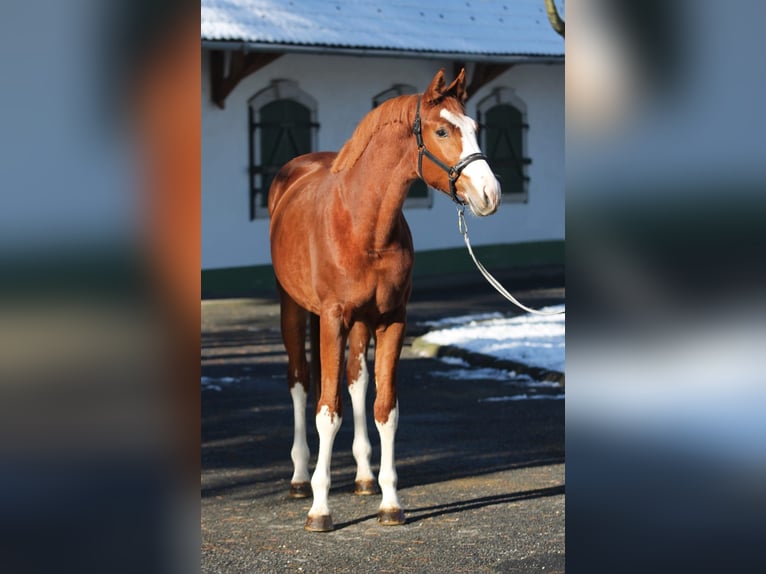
left=248, top=80, right=318, bottom=219
left=371, top=84, right=431, bottom=209
left=476, top=88, right=530, bottom=202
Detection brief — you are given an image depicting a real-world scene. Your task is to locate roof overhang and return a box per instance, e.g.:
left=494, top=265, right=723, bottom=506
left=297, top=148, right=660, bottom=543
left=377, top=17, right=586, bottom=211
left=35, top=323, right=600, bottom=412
left=201, top=40, right=564, bottom=64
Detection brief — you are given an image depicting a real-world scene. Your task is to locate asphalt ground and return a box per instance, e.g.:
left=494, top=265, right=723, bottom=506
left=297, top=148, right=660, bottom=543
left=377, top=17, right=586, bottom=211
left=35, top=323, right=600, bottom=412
left=202, top=280, right=565, bottom=573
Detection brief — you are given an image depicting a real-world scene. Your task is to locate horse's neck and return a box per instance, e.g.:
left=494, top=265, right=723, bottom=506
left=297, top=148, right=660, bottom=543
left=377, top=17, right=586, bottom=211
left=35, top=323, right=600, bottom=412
left=340, top=133, right=417, bottom=250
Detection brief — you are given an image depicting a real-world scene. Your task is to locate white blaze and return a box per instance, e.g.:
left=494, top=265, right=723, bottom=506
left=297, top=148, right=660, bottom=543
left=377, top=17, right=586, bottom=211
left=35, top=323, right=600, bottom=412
left=440, top=108, right=482, bottom=158
left=439, top=108, right=501, bottom=213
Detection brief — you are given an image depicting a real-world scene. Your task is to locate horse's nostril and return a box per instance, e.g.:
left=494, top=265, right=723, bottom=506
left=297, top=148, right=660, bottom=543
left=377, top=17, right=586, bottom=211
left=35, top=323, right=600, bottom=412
left=482, top=185, right=497, bottom=207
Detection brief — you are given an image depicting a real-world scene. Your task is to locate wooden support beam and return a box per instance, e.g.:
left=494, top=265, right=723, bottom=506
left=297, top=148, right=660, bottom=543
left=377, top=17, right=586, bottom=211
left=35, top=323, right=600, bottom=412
left=465, top=63, right=514, bottom=101
left=210, top=50, right=283, bottom=109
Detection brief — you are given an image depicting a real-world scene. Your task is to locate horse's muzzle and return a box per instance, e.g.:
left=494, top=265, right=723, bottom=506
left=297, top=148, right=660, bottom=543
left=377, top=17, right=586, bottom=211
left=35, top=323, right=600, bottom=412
left=464, top=179, right=501, bottom=216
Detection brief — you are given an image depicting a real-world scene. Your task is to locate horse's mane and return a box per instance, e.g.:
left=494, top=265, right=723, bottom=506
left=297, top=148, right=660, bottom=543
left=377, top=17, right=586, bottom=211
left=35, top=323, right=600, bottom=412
left=331, top=95, right=418, bottom=174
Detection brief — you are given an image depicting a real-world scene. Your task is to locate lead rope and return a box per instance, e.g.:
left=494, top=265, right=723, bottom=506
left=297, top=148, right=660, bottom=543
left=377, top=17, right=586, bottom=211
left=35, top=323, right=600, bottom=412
left=457, top=207, right=565, bottom=316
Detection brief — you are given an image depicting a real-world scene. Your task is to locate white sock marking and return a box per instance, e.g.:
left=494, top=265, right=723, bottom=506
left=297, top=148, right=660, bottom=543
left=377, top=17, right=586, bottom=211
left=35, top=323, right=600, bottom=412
left=289, top=384, right=310, bottom=484
left=348, top=352, right=374, bottom=483
left=308, top=405, right=342, bottom=517
left=375, top=404, right=401, bottom=511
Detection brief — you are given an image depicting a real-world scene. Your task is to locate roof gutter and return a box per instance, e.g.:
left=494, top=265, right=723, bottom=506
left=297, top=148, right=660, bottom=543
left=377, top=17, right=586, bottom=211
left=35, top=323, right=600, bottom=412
left=201, top=40, right=564, bottom=64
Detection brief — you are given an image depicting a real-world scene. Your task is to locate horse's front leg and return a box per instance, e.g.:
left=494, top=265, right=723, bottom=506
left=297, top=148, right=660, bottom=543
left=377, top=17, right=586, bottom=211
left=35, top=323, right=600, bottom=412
left=347, top=322, right=376, bottom=495
left=305, top=307, right=347, bottom=532
left=373, top=315, right=406, bottom=525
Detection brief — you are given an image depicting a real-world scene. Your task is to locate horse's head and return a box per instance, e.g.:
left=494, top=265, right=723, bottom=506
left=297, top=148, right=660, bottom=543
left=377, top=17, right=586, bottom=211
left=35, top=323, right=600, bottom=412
left=414, top=69, right=501, bottom=216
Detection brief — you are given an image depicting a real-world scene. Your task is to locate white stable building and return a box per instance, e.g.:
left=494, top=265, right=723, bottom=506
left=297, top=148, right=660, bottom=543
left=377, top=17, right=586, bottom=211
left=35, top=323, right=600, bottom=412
left=201, top=0, right=564, bottom=294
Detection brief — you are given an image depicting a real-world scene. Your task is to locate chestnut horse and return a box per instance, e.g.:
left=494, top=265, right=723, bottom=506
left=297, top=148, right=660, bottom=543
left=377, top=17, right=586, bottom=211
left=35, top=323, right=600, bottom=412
left=268, top=69, right=501, bottom=531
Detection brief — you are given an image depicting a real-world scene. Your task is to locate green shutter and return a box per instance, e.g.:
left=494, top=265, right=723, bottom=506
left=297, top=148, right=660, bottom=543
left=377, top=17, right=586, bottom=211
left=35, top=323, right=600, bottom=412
left=258, top=99, right=312, bottom=207
left=250, top=98, right=316, bottom=218
left=484, top=104, right=529, bottom=196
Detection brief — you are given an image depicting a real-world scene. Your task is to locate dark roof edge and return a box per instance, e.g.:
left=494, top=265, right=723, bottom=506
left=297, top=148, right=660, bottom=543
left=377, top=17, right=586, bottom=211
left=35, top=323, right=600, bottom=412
left=201, top=40, right=564, bottom=63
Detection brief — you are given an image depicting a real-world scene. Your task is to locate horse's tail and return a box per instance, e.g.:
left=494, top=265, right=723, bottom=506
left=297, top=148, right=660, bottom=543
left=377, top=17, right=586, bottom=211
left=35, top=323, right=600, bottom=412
left=309, top=312, right=321, bottom=409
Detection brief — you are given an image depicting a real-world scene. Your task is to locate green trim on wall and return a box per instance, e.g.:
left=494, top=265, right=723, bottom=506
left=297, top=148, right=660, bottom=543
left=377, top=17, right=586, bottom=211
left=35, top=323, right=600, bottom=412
left=202, top=264, right=276, bottom=296
left=412, top=240, right=564, bottom=278
left=202, top=240, right=564, bottom=297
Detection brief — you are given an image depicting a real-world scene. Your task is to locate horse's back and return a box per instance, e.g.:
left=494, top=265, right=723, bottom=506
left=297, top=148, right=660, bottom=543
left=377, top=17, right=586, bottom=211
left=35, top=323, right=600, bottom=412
left=268, top=152, right=337, bottom=217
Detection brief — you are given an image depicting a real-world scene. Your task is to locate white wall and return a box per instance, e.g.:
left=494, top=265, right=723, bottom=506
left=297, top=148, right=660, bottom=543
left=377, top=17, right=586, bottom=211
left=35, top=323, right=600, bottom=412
left=202, top=52, right=563, bottom=270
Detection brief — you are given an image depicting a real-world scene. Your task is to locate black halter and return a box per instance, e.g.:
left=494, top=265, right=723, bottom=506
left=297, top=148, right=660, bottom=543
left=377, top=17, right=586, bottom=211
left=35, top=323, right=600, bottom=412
left=412, top=96, right=489, bottom=206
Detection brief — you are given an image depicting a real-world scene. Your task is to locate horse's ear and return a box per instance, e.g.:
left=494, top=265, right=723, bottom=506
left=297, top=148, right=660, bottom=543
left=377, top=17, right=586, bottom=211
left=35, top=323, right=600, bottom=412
left=424, top=69, right=447, bottom=104
left=445, top=68, right=468, bottom=104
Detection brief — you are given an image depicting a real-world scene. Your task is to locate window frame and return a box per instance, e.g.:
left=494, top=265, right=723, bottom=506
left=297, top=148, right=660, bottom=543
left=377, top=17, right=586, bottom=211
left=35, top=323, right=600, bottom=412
left=247, top=80, right=318, bottom=220
left=476, top=87, right=531, bottom=204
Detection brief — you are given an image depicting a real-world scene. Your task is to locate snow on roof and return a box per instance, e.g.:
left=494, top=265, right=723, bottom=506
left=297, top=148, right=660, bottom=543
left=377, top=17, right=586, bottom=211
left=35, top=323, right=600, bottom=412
left=201, top=0, right=564, bottom=57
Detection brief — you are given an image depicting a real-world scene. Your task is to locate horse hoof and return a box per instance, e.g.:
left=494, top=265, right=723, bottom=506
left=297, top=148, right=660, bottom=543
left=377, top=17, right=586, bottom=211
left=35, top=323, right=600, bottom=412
left=288, top=482, right=312, bottom=499
left=354, top=479, right=378, bottom=495
left=377, top=508, right=406, bottom=525
left=304, top=514, right=334, bottom=532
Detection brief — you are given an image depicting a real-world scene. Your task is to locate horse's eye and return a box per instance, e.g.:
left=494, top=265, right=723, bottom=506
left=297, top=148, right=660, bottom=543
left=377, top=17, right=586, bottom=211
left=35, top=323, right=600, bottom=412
left=435, top=127, right=449, bottom=138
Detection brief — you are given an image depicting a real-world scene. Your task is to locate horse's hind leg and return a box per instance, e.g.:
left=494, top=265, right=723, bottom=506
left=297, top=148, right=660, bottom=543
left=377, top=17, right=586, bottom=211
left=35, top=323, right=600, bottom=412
left=347, top=322, right=377, bottom=495
left=277, top=285, right=311, bottom=499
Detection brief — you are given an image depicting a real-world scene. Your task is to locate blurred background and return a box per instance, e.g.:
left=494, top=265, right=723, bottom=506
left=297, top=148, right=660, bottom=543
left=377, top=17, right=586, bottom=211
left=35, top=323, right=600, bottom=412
left=567, top=0, right=766, bottom=572
left=0, top=1, right=199, bottom=573
left=0, top=0, right=764, bottom=572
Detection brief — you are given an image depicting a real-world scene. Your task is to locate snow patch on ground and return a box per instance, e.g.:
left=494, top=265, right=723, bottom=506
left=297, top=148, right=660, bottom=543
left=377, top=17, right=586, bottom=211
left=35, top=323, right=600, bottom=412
left=420, top=304, right=565, bottom=373
left=420, top=312, right=505, bottom=328
left=202, top=376, right=243, bottom=392
left=480, top=394, right=565, bottom=402
left=432, top=363, right=559, bottom=386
